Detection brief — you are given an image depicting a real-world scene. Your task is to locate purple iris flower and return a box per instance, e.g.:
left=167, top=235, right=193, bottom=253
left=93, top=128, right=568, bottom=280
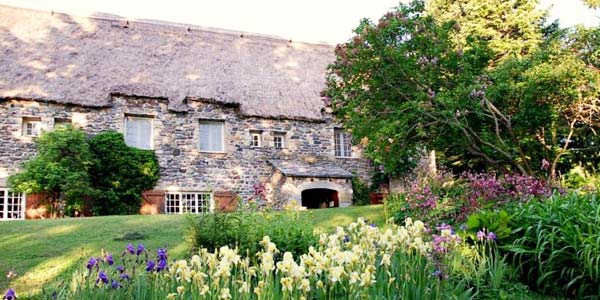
left=105, top=253, right=114, bottom=265
left=96, top=271, right=109, bottom=285
left=86, top=257, right=98, bottom=272
left=3, top=288, right=16, bottom=300
left=146, top=260, right=156, bottom=272
left=126, top=243, right=135, bottom=255
left=116, top=265, right=125, bottom=273
left=120, top=273, right=130, bottom=281
left=136, top=244, right=145, bottom=256
left=156, top=259, right=168, bottom=272
left=111, top=279, right=120, bottom=290
left=157, top=248, right=168, bottom=261
left=476, top=230, right=486, bottom=241
left=487, top=232, right=497, bottom=242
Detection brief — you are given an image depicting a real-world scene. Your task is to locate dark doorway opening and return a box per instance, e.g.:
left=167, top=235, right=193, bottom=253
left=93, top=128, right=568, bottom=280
left=301, top=188, right=339, bottom=209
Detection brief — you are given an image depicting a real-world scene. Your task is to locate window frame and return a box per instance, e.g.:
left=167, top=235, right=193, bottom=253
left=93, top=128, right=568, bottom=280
left=164, top=191, right=214, bottom=214
left=124, top=115, right=154, bottom=150
left=334, top=128, right=353, bottom=158
left=22, top=117, right=42, bottom=137
left=0, top=188, right=26, bottom=220
left=273, top=133, right=285, bottom=149
left=199, top=120, right=226, bottom=153
left=250, top=131, right=262, bottom=147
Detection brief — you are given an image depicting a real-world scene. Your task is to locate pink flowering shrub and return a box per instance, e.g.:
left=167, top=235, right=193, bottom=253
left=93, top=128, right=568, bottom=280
left=385, top=172, right=549, bottom=225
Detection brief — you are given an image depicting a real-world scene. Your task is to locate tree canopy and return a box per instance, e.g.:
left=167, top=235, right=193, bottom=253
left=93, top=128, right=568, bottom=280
left=426, top=0, right=544, bottom=61
left=325, top=0, right=600, bottom=178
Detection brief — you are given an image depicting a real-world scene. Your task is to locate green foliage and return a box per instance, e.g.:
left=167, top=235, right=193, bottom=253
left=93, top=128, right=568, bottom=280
left=88, top=131, right=160, bottom=215
left=426, top=0, right=544, bottom=61
left=465, top=210, right=513, bottom=243
left=326, top=0, right=600, bottom=177
left=185, top=209, right=317, bottom=259
left=326, top=1, right=492, bottom=174
left=8, top=126, right=93, bottom=217
left=506, top=192, right=600, bottom=297
left=351, top=176, right=370, bottom=205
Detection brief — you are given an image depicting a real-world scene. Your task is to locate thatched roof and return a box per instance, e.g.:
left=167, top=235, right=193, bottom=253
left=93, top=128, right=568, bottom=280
left=0, top=5, right=335, bottom=119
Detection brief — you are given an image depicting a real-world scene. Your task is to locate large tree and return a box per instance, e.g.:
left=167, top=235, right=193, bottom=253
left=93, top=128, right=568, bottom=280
left=325, top=0, right=600, bottom=178
left=8, top=126, right=93, bottom=218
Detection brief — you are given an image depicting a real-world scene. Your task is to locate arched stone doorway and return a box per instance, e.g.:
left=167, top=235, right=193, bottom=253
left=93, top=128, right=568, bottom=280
left=301, top=188, right=339, bottom=209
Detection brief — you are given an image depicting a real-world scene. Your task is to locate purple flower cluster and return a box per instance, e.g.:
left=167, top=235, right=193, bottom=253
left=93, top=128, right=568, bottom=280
left=83, top=244, right=169, bottom=291
left=431, top=224, right=460, bottom=254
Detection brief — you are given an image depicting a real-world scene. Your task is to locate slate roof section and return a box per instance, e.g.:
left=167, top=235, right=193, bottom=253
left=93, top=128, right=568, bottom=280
left=269, top=159, right=354, bottom=178
left=0, top=5, right=335, bottom=120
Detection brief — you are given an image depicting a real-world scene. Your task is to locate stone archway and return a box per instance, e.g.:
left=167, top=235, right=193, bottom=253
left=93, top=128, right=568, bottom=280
left=301, top=188, right=339, bottom=209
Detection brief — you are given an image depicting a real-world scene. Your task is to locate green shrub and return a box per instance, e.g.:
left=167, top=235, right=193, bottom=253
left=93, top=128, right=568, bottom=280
left=88, top=131, right=160, bottom=215
left=8, top=126, right=93, bottom=218
left=506, top=192, right=600, bottom=297
left=464, top=210, right=514, bottom=244
left=185, top=208, right=316, bottom=259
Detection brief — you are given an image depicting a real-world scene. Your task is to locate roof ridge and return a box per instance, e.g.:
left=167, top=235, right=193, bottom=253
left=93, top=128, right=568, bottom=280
left=0, top=3, right=336, bottom=47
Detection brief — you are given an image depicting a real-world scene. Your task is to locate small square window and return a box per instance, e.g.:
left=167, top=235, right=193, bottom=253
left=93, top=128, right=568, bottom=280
left=22, top=117, right=41, bottom=137
left=250, top=132, right=262, bottom=147
left=273, top=133, right=285, bottom=149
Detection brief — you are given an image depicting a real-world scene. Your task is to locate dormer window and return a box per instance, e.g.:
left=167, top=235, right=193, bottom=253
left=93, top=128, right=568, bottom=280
left=22, top=117, right=41, bottom=137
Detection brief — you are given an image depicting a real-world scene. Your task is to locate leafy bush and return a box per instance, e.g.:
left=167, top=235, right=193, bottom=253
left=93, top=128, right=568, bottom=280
left=506, top=192, right=600, bottom=297
left=8, top=126, right=93, bottom=218
left=185, top=206, right=316, bottom=259
left=88, top=131, right=160, bottom=215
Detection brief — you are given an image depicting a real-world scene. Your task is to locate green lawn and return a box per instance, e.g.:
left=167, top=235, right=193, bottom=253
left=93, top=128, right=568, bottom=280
left=0, top=205, right=383, bottom=297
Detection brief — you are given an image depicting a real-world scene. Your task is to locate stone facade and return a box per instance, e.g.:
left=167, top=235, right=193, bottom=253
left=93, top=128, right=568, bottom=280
left=0, top=96, right=373, bottom=213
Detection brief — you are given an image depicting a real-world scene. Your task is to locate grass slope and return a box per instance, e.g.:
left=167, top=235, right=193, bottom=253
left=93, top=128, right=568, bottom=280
left=0, top=205, right=383, bottom=297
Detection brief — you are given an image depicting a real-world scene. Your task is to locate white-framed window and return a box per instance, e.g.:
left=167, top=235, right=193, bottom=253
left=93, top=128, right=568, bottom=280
left=199, top=120, right=225, bottom=152
left=273, top=133, right=285, bottom=149
left=0, top=188, right=25, bottom=220
left=334, top=128, right=352, bottom=158
left=22, top=117, right=41, bottom=137
left=250, top=131, right=262, bottom=147
left=164, top=191, right=214, bottom=214
left=125, top=116, right=153, bottom=150
left=54, top=118, right=72, bottom=129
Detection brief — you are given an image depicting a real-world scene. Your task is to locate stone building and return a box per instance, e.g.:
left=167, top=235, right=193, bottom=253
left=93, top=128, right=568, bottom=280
left=0, top=5, right=372, bottom=220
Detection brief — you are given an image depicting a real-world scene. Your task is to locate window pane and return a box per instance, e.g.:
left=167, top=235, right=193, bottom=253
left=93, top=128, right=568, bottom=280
left=126, top=118, right=152, bottom=149
left=200, top=121, right=224, bottom=152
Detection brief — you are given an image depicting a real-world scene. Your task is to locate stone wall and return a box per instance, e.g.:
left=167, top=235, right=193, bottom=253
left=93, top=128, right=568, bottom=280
left=0, top=97, right=374, bottom=210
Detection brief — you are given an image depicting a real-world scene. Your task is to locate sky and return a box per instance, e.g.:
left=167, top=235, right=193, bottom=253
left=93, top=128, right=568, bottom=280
left=0, top=0, right=598, bottom=44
